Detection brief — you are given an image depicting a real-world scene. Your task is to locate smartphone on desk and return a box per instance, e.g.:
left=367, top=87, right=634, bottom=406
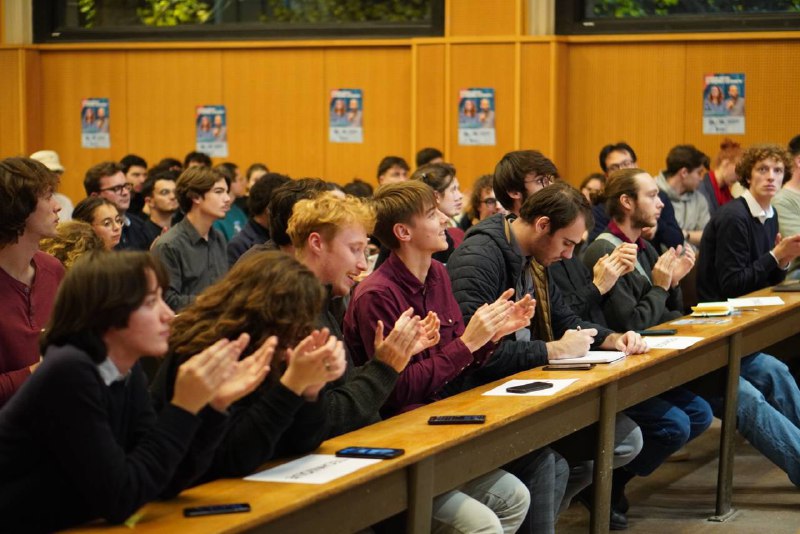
left=335, top=447, right=404, bottom=459
left=506, top=381, right=553, bottom=394
left=184, top=503, right=251, bottom=518
left=635, top=329, right=677, bottom=336
left=543, top=363, right=594, bottom=371
left=428, top=415, right=486, bottom=425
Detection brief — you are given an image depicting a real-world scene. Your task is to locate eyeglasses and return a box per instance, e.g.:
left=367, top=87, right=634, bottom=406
left=607, top=159, right=635, bottom=172
left=481, top=198, right=498, bottom=207
left=524, top=174, right=555, bottom=188
left=94, top=216, right=123, bottom=229
left=99, top=183, right=133, bottom=195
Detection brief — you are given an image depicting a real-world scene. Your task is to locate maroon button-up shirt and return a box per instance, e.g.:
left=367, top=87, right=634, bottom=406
left=344, top=252, right=489, bottom=417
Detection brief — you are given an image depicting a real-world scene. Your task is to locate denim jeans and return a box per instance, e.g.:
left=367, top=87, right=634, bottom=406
left=732, top=352, right=800, bottom=486
left=432, top=468, right=531, bottom=534
left=505, top=447, right=569, bottom=534
left=623, top=386, right=713, bottom=476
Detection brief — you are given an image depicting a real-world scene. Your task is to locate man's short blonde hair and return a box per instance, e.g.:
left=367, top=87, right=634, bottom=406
left=288, top=192, right=376, bottom=250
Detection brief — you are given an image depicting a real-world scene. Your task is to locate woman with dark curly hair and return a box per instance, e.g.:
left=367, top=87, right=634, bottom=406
left=151, top=250, right=347, bottom=480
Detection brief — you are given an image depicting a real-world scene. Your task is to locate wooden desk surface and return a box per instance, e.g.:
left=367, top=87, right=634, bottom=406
left=70, top=289, right=800, bottom=533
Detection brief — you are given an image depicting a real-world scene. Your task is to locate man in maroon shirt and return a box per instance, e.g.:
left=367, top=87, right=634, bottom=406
left=0, top=157, right=65, bottom=407
left=344, top=180, right=567, bottom=534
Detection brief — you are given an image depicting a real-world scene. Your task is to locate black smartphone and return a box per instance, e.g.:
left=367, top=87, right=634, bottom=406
left=335, top=447, right=405, bottom=459
left=506, top=381, right=553, bottom=394
left=635, top=329, right=677, bottom=336
left=428, top=415, right=486, bottom=425
left=542, top=363, right=594, bottom=371
left=184, top=503, right=251, bottom=518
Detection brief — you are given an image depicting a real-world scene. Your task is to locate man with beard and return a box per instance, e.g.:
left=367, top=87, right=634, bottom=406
left=582, top=168, right=712, bottom=524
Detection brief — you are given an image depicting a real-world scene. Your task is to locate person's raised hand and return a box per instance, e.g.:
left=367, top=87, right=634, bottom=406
left=209, top=335, right=276, bottom=412
left=492, top=295, right=536, bottom=342
left=374, top=309, right=422, bottom=373
left=460, top=289, right=514, bottom=352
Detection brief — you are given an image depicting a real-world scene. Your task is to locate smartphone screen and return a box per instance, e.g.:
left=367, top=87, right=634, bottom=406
left=184, top=503, right=251, bottom=517
left=506, top=381, right=553, bottom=394
left=428, top=415, right=486, bottom=425
left=335, top=447, right=404, bottom=459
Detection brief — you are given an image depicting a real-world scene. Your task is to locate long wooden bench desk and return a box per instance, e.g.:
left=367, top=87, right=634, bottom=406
left=70, top=288, right=800, bottom=534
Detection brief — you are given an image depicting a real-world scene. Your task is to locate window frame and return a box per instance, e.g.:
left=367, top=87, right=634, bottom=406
left=33, top=0, right=445, bottom=43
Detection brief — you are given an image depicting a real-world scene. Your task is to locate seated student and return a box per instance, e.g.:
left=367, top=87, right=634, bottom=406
left=697, top=144, right=800, bottom=486
left=655, top=145, right=710, bottom=247
left=344, top=181, right=533, bottom=534
left=84, top=161, right=151, bottom=251
left=151, top=166, right=230, bottom=311
left=773, top=134, right=800, bottom=275
left=152, top=251, right=346, bottom=479
left=579, top=173, right=606, bottom=204
left=120, top=154, right=148, bottom=216
left=184, top=150, right=212, bottom=169
left=342, top=178, right=374, bottom=199
left=73, top=197, right=122, bottom=251
left=139, top=169, right=179, bottom=248
left=376, top=155, right=410, bottom=186
left=245, top=162, right=269, bottom=192
left=581, top=168, right=712, bottom=518
left=40, top=220, right=104, bottom=270
left=591, top=142, right=684, bottom=251
left=227, top=172, right=290, bottom=266
left=0, top=157, right=64, bottom=408
left=289, top=192, right=437, bottom=437
left=212, top=163, right=248, bottom=240
left=698, top=138, right=742, bottom=218
left=459, top=173, right=505, bottom=232
left=447, top=182, right=646, bottom=530
left=416, top=147, right=444, bottom=167
left=0, top=251, right=270, bottom=532
left=30, top=149, right=74, bottom=220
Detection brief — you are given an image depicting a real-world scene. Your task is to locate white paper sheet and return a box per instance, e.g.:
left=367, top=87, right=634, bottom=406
left=671, top=318, right=732, bottom=325
left=644, top=336, right=704, bottom=350
left=482, top=379, right=578, bottom=397
left=728, top=296, right=785, bottom=307
left=550, top=351, right=626, bottom=364
left=244, top=454, right=381, bottom=484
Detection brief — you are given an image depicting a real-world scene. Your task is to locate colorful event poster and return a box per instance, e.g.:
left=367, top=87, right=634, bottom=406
left=196, top=105, right=228, bottom=157
left=458, top=88, right=496, bottom=146
left=703, top=73, right=745, bottom=135
left=329, top=89, right=363, bottom=144
left=81, top=98, right=110, bottom=149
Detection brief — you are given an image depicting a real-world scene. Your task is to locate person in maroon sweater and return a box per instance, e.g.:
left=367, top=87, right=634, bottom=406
left=0, top=157, right=65, bottom=407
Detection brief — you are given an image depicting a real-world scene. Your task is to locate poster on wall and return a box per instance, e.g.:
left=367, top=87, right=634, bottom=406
left=196, top=105, right=228, bottom=157
left=703, top=73, right=745, bottom=135
left=458, top=88, right=496, bottom=146
left=329, top=89, right=363, bottom=144
left=81, top=98, right=110, bottom=149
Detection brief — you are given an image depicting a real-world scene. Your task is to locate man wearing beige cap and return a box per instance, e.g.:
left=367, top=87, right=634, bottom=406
left=29, top=150, right=73, bottom=221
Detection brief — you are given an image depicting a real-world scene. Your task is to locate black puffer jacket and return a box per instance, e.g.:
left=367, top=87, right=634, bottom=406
left=445, top=214, right=612, bottom=390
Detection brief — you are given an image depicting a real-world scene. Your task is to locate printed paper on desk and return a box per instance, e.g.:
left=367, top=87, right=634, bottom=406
left=244, top=454, right=380, bottom=484
left=671, top=318, right=732, bottom=326
left=644, top=336, right=704, bottom=350
left=728, top=296, right=785, bottom=307
left=550, top=351, right=625, bottom=365
left=483, top=379, right=578, bottom=397
left=691, top=302, right=733, bottom=316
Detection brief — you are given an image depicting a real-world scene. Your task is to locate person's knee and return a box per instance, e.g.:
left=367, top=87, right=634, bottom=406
left=686, top=397, right=714, bottom=439
left=613, top=414, right=643, bottom=467
left=737, top=377, right=768, bottom=421
left=655, top=409, right=692, bottom=448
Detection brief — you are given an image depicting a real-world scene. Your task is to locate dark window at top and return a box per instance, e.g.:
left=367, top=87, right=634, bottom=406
left=557, top=0, right=800, bottom=34
left=34, top=0, right=444, bottom=43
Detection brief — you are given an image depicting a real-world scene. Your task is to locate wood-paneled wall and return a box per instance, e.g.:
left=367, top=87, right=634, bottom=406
left=3, top=1, right=800, bottom=203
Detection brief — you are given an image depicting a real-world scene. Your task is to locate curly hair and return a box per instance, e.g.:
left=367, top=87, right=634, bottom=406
left=736, top=144, right=793, bottom=189
left=466, top=174, right=494, bottom=221
left=168, top=251, right=325, bottom=373
left=40, top=220, right=104, bottom=270
left=0, top=157, right=59, bottom=247
left=288, top=192, right=376, bottom=251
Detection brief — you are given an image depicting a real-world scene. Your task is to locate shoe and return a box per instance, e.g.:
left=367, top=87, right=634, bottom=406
left=616, top=493, right=629, bottom=514
left=610, top=508, right=628, bottom=530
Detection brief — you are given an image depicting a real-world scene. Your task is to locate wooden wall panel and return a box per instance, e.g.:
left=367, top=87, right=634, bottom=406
left=519, top=43, right=552, bottom=165
left=449, top=0, right=518, bottom=36
left=39, top=51, right=128, bottom=202
left=23, top=49, right=42, bottom=153
left=450, top=44, right=516, bottom=189
left=126, top=50, right=222, bottom=172
left=0, top=49, right=22, bottom=157
left=222, top=49, right=324, bottom=179
left=564, top=43, right=686, bottom=182
left=323, top=47, right=411, bottom=185
left=684, top=40, right=800, bottom=161
left=415, top=44, right=446, bottom=163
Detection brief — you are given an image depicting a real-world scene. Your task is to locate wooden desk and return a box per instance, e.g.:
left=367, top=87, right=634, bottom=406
left=70, top=289, right=800, bottom=534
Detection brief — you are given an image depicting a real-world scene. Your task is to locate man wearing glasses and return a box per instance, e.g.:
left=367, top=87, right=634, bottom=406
left=589, top=142, right=685, bottom=251
left=493, top=150, right=557, bottom=216
left=83, top=161, right=150, bottom=250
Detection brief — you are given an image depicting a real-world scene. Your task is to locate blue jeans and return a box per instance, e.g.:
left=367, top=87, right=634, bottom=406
left=623, top=386, right=713, bottom=476
left=733, top=352, right=800, bottom=486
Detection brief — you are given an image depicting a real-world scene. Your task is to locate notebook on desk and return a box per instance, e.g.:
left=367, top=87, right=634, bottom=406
left=773, top=280, right=800, bottom=292
left=549, top=351, right=625, bottom=365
